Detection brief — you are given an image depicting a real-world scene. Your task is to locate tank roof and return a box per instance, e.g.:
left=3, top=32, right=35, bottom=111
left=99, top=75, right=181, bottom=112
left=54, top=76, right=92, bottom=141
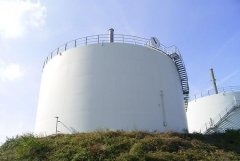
left=42, top=34, right=180, bottom=69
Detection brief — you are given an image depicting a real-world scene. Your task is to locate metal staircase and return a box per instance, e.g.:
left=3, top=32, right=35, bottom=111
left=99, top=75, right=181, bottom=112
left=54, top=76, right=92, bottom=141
left=170, top=52, right=189, bottom=110
left=205, top=104, right=240, bottom=134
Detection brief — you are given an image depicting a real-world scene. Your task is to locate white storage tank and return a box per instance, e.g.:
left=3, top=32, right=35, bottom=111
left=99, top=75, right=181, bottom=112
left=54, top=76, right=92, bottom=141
left=187, top=69, right=240, bottom=133
left=35, top=30, right=189, bottom=135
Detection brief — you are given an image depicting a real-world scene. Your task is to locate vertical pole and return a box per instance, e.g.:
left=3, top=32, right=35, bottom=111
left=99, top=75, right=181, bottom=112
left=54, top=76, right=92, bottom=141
left=210, top=118, right=214, bottom=127
left=65, top=43, right=67, bottom=51
left=109, top=28, right=114, bottom=43
left=234, top=96, right=237, bottom=105
left=160, top=90, right=167, bottom=127
left=210, top=68, right=218, bottom=94
left=55, top=116, right=59, bottom=134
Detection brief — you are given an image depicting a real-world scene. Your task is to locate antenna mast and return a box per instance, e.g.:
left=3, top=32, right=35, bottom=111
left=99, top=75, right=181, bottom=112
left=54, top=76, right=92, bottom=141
left=210, top=68, right=218, bottom=94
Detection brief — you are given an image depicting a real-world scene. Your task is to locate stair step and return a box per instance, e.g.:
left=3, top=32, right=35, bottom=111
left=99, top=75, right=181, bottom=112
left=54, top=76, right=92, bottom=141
left=170, top=52, right=189, bottom=111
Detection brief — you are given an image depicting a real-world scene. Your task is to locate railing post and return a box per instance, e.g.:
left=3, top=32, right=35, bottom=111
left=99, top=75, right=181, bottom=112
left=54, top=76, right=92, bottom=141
left=65, top=43, right=67, bottom=51
left=108, top=28, right=114, bottom=43
left=74, top=40, right=77, bottom=47
left=55, top=116, right=59, bottom=134
left=210, top=118, right=214, bottom=127
left=233, top=96, right=237, bottom=105
left=98, top=35, right=99, bottom=44
left=85, top=37, right=87, bottom=45
left=57, top=48, right=59, bottom=55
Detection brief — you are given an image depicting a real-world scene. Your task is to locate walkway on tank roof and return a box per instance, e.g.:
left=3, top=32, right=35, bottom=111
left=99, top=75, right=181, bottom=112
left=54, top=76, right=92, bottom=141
left=42, top=33, right=179, bottom=69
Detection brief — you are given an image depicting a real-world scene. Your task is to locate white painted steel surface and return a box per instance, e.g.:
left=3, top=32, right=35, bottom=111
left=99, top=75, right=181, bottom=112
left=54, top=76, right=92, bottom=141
left=187, top=92, right=240, bottom=133
left=35, top=43, right=187, bottom=135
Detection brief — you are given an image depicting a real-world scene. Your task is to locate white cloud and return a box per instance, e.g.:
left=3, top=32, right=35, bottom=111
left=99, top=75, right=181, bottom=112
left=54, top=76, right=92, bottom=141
left=0, top=62, right=24, bottom=81
left=0, top=0, right=47, bottom=38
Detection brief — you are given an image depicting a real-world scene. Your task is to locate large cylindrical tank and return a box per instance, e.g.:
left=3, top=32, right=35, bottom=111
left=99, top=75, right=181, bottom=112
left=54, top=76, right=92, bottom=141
left=35, top=36, right=188, bottom=135
left=187, top=91, right=240, bottom=133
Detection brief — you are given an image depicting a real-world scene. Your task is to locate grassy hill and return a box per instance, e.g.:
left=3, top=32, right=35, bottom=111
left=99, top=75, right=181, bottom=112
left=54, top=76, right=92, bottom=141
left=0, top=130, right=240, bottom=161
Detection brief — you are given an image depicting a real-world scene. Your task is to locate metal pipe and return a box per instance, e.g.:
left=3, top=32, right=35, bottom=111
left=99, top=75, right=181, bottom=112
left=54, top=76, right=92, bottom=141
left=210, top=68, right=218, bottom=94
left=55, top=116, right=59, bottom=134
left=109, top=28, right=114, bottom=43
left=160, top=90, right=167, bottom=127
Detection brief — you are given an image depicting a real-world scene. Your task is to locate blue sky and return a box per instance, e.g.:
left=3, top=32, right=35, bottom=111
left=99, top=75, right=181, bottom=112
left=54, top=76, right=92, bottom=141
left=0, top=0, right=240, bottom=143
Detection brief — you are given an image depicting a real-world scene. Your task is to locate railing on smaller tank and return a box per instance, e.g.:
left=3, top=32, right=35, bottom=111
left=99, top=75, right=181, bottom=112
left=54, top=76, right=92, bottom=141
left=198, top=100, right=240, bottom=134
left=189, top=86, right=240, bottom=102
left=42, top=34, right=178, bottom=69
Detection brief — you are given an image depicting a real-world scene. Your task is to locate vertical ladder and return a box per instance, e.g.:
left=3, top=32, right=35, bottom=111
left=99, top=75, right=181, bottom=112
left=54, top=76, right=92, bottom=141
left=170, top=52, right=189, bottom=111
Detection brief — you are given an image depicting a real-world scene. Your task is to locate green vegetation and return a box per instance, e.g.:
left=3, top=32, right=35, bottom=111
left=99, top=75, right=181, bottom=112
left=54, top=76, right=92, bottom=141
left=0, top=130, right=240, bottom=161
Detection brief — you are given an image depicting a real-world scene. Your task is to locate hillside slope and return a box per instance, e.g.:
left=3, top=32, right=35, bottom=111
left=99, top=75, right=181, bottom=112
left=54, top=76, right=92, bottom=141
left=0, top=130, right=240, bottom=161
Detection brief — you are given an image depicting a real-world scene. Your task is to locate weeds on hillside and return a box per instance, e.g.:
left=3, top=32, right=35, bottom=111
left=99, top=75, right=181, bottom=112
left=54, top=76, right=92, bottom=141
left=0, top=130, right=240, bottom=161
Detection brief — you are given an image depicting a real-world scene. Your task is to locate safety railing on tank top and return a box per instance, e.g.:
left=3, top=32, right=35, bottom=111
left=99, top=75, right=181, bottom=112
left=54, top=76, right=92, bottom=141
left=42, top=34, right=179, bottom=70
left=198, top=100, right=240, bottom=134
left=189, top=86, right=240, bottom=102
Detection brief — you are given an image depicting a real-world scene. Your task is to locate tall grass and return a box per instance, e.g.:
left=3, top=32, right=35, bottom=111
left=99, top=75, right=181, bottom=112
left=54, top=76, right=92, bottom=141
left=0, top=130, right=240, bottom=161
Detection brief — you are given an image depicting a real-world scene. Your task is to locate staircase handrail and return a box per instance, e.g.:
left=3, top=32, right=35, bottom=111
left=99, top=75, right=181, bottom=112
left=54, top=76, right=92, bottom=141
left=199, top=100, right=240, bottom=133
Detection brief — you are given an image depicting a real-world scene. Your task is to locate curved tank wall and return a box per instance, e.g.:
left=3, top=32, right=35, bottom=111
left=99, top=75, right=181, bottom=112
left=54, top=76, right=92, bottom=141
left=187, top=91, right=240, bottom=133
left=35, top=43, right=187, bottom=135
